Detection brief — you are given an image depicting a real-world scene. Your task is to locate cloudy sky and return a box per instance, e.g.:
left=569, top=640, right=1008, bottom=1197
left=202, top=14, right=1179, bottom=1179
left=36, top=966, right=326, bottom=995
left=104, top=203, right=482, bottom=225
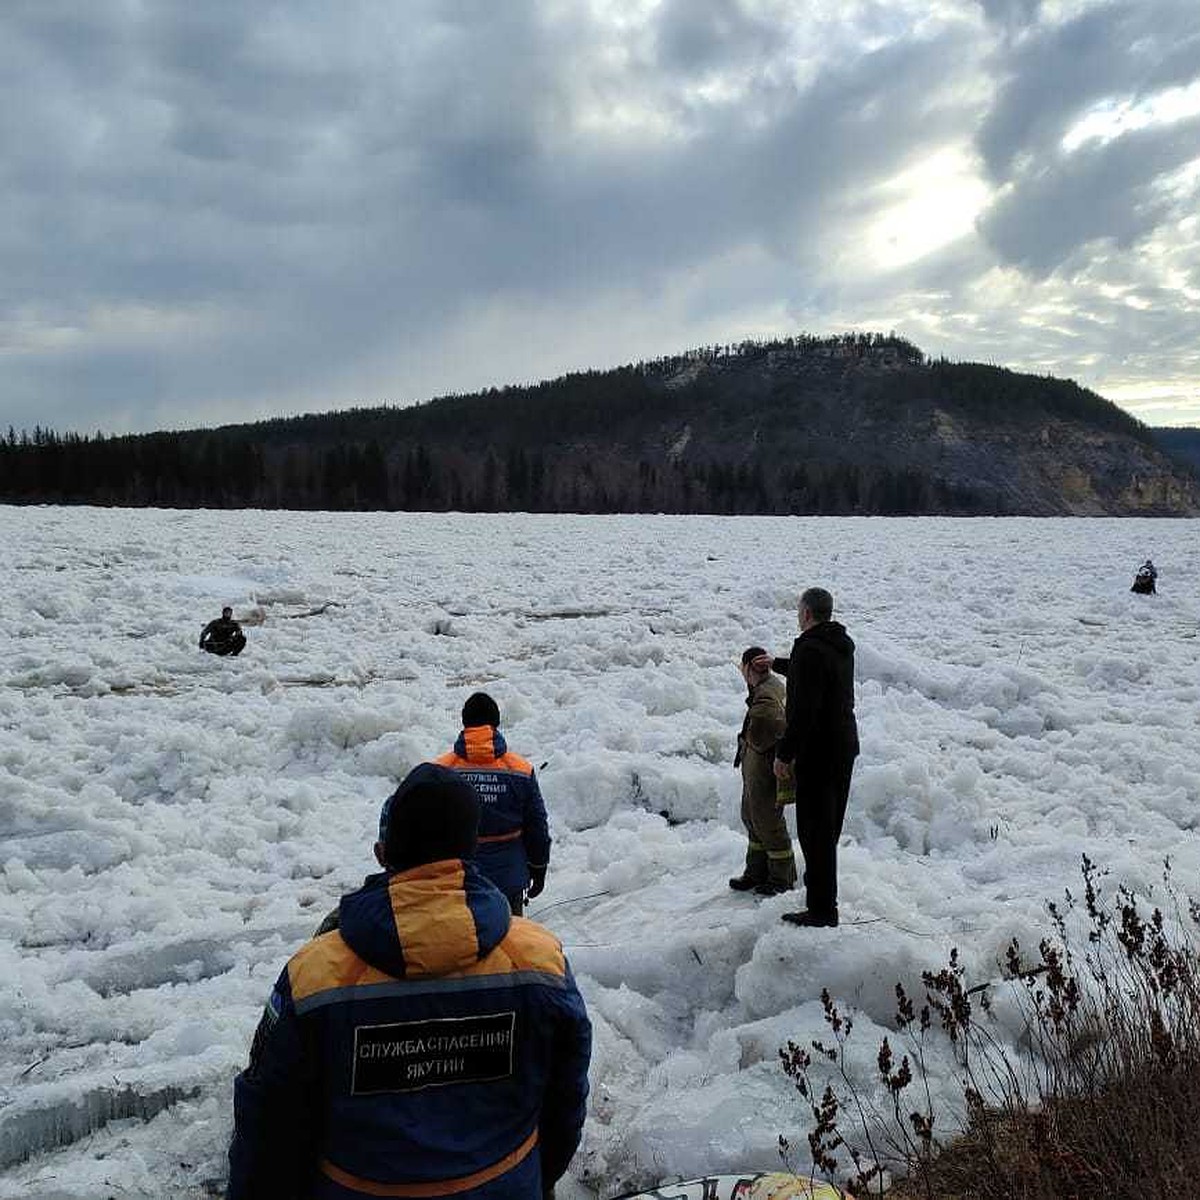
left=2, top=0, right=1199, bottom=436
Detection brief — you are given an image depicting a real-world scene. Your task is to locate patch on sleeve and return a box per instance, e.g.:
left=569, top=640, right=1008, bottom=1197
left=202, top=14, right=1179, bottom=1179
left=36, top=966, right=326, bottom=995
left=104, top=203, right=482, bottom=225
left=352, top=1011, right=516, bottom=1095
left=247, top=985, right=287, bottom=1074
left=263, top=984, right=285, bottom=1026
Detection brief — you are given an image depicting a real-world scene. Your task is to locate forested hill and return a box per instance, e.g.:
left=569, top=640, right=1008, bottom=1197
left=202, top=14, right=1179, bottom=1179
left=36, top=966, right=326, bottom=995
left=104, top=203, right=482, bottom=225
left=3, top=333, right=1198, bottom=515
left=1151, top=427, right=1200, bottom=476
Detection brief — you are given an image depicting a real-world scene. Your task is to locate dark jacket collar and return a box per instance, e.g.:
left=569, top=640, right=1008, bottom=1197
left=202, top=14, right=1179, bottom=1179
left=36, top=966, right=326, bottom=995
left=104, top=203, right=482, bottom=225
left=799, top=619, right=854, bottom=656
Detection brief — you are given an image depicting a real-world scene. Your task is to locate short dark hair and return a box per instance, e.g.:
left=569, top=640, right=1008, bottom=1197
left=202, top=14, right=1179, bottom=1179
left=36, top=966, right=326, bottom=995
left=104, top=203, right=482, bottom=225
left=800, top=587, right=833, bottom=622
left=461, top=692, right=501, bottom=728
left=222, top=606, right=233, bottom=617
left=741, top=646, right=768, bottom=666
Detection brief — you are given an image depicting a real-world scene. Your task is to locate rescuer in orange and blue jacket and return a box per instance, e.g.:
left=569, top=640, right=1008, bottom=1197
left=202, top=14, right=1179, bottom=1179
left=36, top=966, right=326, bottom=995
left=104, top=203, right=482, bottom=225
left=226, top=763, right=591, bottom=1200
left=435, top=692, right=551, bottom=916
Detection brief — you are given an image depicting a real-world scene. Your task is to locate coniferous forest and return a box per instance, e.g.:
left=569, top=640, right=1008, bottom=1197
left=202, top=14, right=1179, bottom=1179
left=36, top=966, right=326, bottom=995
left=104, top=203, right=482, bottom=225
left=1, top=333, right=1195, bottom=516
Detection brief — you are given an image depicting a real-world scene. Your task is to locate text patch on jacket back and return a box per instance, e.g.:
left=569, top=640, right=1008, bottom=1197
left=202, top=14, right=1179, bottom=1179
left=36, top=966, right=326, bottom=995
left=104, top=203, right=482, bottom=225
left=459, top=771, right=506, bottom=802
left=352, top=1012, right=517, bottom=1094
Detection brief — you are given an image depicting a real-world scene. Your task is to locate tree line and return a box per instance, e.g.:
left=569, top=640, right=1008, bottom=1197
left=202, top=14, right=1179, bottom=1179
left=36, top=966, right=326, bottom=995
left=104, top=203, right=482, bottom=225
left=0, top=425, right=995, bottom=514
left=0, top=333, right=1157, bottom=514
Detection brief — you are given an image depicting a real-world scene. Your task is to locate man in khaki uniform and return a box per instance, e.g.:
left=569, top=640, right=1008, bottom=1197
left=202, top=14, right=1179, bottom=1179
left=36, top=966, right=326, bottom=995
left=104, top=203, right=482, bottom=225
left=729, top=645, right=797, bottom=896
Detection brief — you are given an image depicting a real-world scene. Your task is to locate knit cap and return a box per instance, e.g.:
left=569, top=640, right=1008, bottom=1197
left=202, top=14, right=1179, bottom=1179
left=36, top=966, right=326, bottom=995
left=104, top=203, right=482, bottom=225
left=377, top=763, right=479, bottom=870
left=461, top=692, right=501, bottom=728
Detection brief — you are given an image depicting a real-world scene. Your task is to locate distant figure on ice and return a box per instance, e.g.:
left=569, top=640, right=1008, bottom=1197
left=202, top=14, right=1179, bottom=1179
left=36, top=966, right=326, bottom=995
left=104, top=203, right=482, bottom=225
left=199, top=606, right=246, bottom=656
left=226, top=763, right=592, bottom=1200
left=756, top=587, right=859, bottom=929
left=435, top=692, right=551, bottom=916
left=1131, top=559, right=1158, bottom=595
left=729, top=646, right=797, bottom=896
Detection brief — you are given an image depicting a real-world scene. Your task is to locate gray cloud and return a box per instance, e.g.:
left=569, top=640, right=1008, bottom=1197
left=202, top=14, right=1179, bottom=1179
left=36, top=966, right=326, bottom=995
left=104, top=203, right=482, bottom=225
left=978, top=0, right=1200, bottom=175
left=973, top=0, right=1200, bottom=274
left=978, top=116, right=1200, bottom=274
left=1, top=1, right=1198, bottom=434
left=653, top=0, right=780, bottom=75
left=977, top=0, right=1041, bottom=28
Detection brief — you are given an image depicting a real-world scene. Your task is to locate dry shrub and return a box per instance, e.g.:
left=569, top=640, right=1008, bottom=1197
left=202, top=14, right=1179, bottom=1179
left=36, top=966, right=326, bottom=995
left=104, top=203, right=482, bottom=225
left=779, top=857, right=1200, bottom=1199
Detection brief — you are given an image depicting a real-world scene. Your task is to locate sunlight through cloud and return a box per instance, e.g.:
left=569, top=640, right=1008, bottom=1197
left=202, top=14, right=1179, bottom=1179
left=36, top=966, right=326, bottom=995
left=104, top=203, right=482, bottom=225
left=1061, top=80, right=1200, bottom=152
left=864, top=147, right=992, bottom=269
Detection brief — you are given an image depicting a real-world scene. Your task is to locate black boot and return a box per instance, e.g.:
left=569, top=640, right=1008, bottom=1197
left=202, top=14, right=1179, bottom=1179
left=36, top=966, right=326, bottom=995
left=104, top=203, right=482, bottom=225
left=753, top=879, right=793, bottom=896
left=728, top=874, right=763, bottom=892
left=782, top=908, right=839, bottom=927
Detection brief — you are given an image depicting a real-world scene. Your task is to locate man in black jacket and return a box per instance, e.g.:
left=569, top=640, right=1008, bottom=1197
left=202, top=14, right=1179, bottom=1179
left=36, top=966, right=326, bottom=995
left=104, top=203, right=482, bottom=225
left=759, top=587, right=859, bottom=928
left=1130, top=559, right=1157, bottom=595
left=200, top=606, right=246, bottom=657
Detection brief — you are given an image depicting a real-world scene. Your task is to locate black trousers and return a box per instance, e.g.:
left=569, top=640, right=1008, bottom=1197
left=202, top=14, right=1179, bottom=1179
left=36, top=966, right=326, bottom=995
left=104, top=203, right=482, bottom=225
left=205, top=631, right=247, bottom=656
left=795, top=755, right=855, bottom=915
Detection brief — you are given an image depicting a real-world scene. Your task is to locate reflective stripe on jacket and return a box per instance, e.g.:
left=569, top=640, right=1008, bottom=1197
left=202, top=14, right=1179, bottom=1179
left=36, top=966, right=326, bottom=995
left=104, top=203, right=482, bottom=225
left=227, top=859, right=591, bottom=1200
left=435, top=726, right=551, bottom=898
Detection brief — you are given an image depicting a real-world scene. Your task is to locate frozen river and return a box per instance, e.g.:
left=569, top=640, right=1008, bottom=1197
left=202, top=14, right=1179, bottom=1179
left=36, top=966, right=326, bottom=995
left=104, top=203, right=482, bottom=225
left=2, top=507, right=1198, bottom=1196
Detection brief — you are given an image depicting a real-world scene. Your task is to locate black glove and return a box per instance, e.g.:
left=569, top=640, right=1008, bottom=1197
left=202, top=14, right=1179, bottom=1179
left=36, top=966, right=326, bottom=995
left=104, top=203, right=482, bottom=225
left=527, top=865, right=547, bottom=900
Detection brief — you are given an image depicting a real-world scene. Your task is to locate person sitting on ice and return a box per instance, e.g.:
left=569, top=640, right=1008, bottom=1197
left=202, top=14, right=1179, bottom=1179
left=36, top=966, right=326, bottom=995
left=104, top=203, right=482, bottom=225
left=1131, top=559, right=1158, bottom=595
left=199, top=606, right=247, bottom=656
left=434, top=692, right=551, bottom=915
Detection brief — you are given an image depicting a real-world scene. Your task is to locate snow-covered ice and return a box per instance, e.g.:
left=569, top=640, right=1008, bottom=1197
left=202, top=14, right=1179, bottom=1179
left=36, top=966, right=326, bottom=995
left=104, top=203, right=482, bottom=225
left=1, top=507, right=1198, bottom=1196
